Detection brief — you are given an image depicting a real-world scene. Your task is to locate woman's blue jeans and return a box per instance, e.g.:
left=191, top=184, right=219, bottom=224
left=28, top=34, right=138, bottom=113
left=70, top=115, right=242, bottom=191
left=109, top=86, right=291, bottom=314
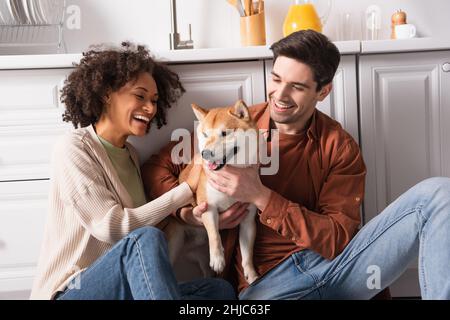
left=56, top=226, right=235, bottom=300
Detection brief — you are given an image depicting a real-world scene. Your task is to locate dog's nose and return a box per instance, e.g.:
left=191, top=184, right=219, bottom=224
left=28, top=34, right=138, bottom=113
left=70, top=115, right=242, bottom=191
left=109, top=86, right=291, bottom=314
left=201, top=149, right=214, bottom=160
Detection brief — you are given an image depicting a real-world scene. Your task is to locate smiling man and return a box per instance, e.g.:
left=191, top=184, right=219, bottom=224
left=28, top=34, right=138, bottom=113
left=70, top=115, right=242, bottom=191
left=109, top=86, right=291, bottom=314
left=142, top=30, right=450, bottom=300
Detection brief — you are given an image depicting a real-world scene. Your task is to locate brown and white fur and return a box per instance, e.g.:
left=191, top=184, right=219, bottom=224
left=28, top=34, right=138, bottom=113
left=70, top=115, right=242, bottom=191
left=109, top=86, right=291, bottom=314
left=167, top=100, right=259, bottom=284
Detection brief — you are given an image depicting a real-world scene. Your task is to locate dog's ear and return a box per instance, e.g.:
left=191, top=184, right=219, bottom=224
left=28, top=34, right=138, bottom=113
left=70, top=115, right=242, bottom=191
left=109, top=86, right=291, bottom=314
left=229, top=100, right=250, bottom=121
left=191, top=103, right=208, bottom=121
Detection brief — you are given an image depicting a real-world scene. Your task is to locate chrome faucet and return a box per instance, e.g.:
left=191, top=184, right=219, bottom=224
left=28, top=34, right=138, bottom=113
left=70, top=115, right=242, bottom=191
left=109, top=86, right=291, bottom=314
left=169, top=0, right=194, bottom=50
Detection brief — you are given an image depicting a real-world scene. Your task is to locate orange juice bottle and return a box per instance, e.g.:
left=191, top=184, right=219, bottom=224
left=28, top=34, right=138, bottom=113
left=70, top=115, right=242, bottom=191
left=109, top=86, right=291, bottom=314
left=283, top=0, right=323, bottom=36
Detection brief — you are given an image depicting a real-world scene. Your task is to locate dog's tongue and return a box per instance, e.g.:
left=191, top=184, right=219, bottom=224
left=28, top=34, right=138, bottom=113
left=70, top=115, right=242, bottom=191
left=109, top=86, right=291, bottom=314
left=207, top=161, right=219, bottom=170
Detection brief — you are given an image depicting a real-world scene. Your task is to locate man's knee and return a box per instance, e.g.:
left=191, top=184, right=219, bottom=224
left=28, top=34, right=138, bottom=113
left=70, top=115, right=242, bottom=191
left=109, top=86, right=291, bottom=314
left=417, top=177, right=450, bottom=196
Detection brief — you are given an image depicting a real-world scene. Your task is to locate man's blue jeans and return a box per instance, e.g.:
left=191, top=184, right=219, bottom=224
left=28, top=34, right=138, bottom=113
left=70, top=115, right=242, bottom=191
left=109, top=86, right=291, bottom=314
left=239, top=177, right=450, bottom=300
left=56, top=226, right=235, bottom=300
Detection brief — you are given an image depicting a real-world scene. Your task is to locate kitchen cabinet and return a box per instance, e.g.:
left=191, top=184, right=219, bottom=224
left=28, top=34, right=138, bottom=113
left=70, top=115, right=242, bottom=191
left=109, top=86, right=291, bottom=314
left=0, top=68, right=73, bottom=182
left=0, top=68, right=72, bottom=299
left=264, top=55, right=360, bottom=143
left=359, top=50, right=450, bottom=297
left=0, top=180, right=49, bottom=298
left=360, top=50, right=450, bottom=222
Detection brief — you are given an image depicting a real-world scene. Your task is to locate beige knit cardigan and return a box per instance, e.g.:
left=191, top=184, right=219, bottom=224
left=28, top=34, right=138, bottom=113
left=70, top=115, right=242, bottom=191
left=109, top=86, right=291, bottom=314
left=30, top=125, right=193, bottom=300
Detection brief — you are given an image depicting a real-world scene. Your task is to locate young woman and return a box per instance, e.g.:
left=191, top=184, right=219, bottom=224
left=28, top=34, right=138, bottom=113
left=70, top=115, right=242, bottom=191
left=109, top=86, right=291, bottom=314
left=30, top=42, right=235, bottom=300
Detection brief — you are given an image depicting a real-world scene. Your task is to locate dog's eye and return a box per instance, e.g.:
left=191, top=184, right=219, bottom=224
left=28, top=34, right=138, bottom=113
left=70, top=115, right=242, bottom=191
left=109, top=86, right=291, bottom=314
left=221, top=131, right=227, bottom=137
left=202, top=132, right=208, bottom=138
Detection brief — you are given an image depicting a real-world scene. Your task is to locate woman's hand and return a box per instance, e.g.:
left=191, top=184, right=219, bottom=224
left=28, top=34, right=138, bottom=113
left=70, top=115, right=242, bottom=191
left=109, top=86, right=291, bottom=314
left=179, top=202, right=250, bottom=230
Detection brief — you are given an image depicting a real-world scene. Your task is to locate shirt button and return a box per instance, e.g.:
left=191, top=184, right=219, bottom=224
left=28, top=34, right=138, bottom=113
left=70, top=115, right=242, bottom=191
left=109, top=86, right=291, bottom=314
left=266, top=218, right=272, bottom=225
left=355, top=197, right=361, bottom=202
left=291, top=236, right=296, bottom=241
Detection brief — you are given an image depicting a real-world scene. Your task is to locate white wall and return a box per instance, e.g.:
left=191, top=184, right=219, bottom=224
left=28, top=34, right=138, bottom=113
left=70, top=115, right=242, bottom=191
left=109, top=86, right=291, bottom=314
left=2, top=0, right=450, bottom=54
left=64, top=0, right=450, bottom=52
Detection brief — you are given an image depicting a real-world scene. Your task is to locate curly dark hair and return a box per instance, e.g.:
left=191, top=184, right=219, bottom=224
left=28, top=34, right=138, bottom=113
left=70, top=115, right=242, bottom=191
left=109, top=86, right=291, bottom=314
left=61, top=41, right=185, bottom=131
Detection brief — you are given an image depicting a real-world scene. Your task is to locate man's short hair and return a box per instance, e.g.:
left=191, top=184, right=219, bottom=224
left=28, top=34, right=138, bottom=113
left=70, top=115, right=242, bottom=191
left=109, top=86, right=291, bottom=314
left=270, top=30, right=341, bottom=91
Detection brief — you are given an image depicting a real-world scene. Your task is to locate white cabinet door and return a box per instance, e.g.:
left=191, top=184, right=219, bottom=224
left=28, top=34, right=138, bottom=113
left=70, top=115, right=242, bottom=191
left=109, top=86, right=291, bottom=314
left=360, top=50, right=450, bottom=222
left=264, top=56, right=359, bottom=142
left=129, top=61, right=266, bottom=163
left=0, top=180, right=49, bottom=299
left=0, top=69, right=73, bottom=182
left=359, top=50, right=450, bottom=297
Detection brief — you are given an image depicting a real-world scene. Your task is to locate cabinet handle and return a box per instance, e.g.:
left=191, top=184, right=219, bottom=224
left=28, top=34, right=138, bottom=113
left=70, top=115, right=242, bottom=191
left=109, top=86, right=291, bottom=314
left=443, top=63, right=450, bottom=72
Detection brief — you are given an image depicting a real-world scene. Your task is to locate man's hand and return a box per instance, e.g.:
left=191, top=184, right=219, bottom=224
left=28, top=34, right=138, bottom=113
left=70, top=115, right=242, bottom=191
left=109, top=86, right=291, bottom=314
left=203, top=165, right=271, bottom=211
left=179, top=202, right=250, bottom=230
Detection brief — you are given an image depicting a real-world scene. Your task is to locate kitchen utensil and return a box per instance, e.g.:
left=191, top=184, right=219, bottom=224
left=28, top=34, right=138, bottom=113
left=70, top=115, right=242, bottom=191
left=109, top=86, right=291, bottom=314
left=252, top=1, right=258, bottom=14
left=226, top=0, right=245, bottom=17
left=283, top=0, right=332, bottom=36
left=258, top=0, right=263, bottom=13
left=243, top=0, right=252, bottom=16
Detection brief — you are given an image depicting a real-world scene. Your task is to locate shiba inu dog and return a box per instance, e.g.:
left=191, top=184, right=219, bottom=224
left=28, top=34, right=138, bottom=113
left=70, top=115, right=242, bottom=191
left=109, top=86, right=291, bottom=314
left=167, top=100, right=259, bottom=284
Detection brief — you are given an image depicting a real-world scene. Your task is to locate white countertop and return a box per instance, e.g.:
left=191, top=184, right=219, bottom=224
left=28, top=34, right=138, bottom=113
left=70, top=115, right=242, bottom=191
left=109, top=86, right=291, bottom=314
left=0, top=41, right=360, bottom=70
left=0, top=38, right=449, bottom=70
left=156, top=41, right=361, bottom=63
left=361, top=37, right=450, bottom=54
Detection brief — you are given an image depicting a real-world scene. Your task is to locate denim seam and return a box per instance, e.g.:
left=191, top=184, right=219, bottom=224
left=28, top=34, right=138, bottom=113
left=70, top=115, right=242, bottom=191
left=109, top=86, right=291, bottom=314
left=129, top=234, right=155, bottom=299
left=293, top=285, right=323, bottom=300
left=313, top=206, right=420, bottom=290
left=416, top=204, right=428, bottom=224
left=292, top=253, right=322, bottom=296
left=295, top=256, right=321, bottom=287
left=418, top=207, right=428, bottom=298
left=415, top=192, right=433, bottom=299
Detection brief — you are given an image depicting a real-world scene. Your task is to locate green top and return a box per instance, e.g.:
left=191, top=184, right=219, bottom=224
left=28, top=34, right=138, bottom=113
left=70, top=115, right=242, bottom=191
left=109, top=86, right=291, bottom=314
left=97, top=135, right=147, bottom=208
